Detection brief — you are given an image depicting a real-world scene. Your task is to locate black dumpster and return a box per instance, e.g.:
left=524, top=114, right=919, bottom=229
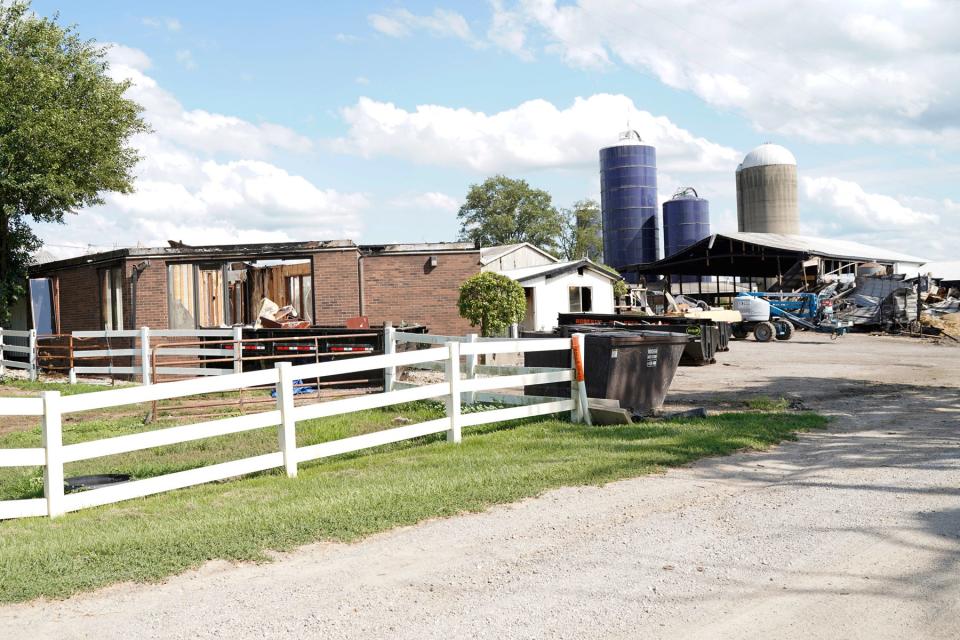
left=523, top=330, right=689, bottom=415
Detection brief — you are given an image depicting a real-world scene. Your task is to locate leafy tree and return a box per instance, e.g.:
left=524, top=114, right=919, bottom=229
left=457, top=271, right=526, bottom=337
left=560, top=198, right=603, bottom=262
left=612, top=278, right=629, bottom=301
left=0, top=1, right=147, bottom=323
left=457, top=175, right=564, bottom=255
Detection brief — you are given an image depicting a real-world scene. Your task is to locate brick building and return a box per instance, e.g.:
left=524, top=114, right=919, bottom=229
left=26, top=240, right=558, bottom=336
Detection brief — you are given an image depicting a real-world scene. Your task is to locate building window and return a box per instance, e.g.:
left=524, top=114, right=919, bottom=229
left=569, top=286, right=593, bottom=313
left=101, top=267, right=124, bottom=330
left=168, top=264, right=229, bottom=329
left=287, top=275, right=313, bottom=323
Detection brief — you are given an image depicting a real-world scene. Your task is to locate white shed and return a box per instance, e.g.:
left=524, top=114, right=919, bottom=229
left=499, top=260, right=620, bottom=331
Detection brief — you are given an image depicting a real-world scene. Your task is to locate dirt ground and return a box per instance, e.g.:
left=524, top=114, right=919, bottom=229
left=2, top=332, right=958, bottom=639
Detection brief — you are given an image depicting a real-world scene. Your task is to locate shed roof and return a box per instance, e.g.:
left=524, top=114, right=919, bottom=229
left=478, top=243, right=559, bottom=265
left=500, top=259, right=620, bottom=284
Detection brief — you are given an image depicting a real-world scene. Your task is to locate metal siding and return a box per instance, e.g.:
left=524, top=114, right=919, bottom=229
left=600, top=144, right=659, bottom=279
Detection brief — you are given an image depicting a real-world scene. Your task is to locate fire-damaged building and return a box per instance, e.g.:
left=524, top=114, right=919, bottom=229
left=24, top=239, right=589, bottom=336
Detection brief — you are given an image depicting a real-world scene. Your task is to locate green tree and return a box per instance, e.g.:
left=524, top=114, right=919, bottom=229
left=457, top=175, right=564, bottom=254
left=560, top=198, right=603, bottom=262
left=457, top=271, right=526, bottom=337
left=0, top=2, right=147, bottom=323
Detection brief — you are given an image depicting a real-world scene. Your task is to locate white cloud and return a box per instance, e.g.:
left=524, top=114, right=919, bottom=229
left=335, top=93, right=740, bottom=174
left=354, top=76, right=370, bottom=85
left=142, top=17, right=181, bottom=32
left=485, top=1, right=960, bottom=145
left=175, top=49, right=197, bottom=70
left=802, top=176, right=938, bottom=228
left=38, top=45, right=367, bottom=257
left=369, top=8, right=479, bottom=45
left=389, top=192, right=461, bottom=212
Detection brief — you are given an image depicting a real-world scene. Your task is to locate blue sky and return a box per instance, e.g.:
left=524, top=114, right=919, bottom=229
left=30, top=1, right=960, bottom=269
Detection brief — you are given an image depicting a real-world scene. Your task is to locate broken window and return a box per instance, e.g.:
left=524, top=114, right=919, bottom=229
left=101, top=267, right=124, bottom=330
left=168, top=264, right=196, bottom=330
left=287, top=274, right=313, bottom=323
left=568, top=286, right=593, bottom=313
left=168, top=263, right=230, bottom=329
left=246, top=259, right=313, bottom=324
left=197, top=267, right=225, bottom=327
left=29, top=278, right=57, bottom=335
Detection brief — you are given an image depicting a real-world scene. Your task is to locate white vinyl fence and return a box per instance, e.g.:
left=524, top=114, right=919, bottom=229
left=0, top=335, right=584, bottom=520
left=0, top=329, right=37, bottom=380
left=71, top=327, right=238, bottom=384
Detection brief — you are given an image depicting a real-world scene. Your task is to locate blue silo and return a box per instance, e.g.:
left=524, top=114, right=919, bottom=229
left=600, top=130, right=658, bottom=282
left=663, top=187, right=710, bottom=284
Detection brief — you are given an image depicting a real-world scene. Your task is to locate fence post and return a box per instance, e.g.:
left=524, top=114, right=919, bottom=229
left=139, top=327, right=151, bottom=385
left=28, top=329, right=37, bottom=381
left=383, top=322, right=396, bottom=392
left=41, top=391, right=65, bottom=518
left=570, top=333, right=589, bottom=424
left=232, top=326, right=243, bottom=374
left=445, top=341, right=462, bottom=443
left=465, top=333, right=478, bottom=405
left=275, top=362, right=298, bottom=478
left=509, top=323, right=519, bottom=339
left=0, top=327, right=5, bottom=376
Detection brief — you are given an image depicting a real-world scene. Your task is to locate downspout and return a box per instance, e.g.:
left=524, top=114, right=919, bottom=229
left=357, top=253, right=365, bottom=317
left=130, top=261, right=151, bottom=328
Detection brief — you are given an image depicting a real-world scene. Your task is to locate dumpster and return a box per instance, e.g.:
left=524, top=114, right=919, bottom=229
left=523, top=330, right=689, bottom=415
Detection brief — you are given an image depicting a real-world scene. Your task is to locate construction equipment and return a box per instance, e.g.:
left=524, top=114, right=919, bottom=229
left=732, top=293, right=852, bottom=342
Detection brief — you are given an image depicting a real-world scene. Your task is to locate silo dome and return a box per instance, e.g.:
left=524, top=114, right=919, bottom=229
left=735, top=142, right=799, bottom=234
left=740, top=143, right=797, bottom=170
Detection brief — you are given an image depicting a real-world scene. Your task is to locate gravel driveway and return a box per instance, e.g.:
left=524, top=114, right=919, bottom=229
left=2, top=333, right=958, bottom=639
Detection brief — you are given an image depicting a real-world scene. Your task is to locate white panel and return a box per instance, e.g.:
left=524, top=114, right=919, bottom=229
left=460, top=370, right=572, bottom=393
left=0, top=329, right=33, bottom=338
left=394, top=333, right=453, bottom=345
left=64, top=452, right=284, bottom=512
left=72, top=330, right=141, bottom=338
left=2, top=344, right=33, bottom=354
left=1, top=359, right=32, bottom=370
left=154, top=367, right=232, bottom=377
left=0, top=498, right=47, bottom=519
left=473, top=364, right=569, bottom=375
left=0, top=447, right=45, bottom=466
left=62, top=411, right=281, bottom=463
left=459, top=338, right=571, bottom=356
left=60, top=368, right=279, bottom=413
left=73, top=349, right=139, bottom=358
left=295, top=418, right=449, bottom=463
left=473, top=392, right=569, bottom=406
left=72, top=366, right=140, bottom=375
left=0, top=398, right=44, bottom=416
left=294, top=383, right=449, bottom=422
left=152, top=348, right=233, bottom=357
left=459, top=399, right=574, bottom=427
left=151, top=329, right=233, bottom=338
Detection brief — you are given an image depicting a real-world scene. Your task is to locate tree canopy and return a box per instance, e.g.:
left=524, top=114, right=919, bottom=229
left=0, top=1, right=147, bottom=322
left=560, top=198, right=603, bottom=262
left=457, top=271, right=526, bottom=337
left=457, top=175, right=564, bottom=255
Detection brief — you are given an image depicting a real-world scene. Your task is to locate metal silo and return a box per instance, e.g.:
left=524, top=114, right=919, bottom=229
left=663, top=187, right=710, bottom=258
left=735, top=143, right=799, bottom=234
left=600, top=130, right=658, bottom=280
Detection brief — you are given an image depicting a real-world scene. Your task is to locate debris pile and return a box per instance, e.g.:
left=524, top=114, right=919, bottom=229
left=254, top=297, right=311, bottom=329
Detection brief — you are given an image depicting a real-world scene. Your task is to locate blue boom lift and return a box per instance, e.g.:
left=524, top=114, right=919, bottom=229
left=732, top=292, right=852, bottom=342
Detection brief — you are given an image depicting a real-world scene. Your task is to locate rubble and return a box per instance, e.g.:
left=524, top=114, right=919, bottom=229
left=254, top=297, right=311, bottom=329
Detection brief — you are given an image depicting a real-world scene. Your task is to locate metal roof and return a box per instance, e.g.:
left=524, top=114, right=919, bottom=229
left=721, top=232, right=927, bottom=265
left=499, top=259, right=620, bottom=284
left=479, top=243, right=559, bottom=265
left=738, top=143, right=796, bottom=170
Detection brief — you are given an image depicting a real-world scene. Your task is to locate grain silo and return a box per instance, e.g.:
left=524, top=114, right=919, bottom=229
left=735, top=143, right=799, bottom=234
left=600, top=130, right=659, bottom=280
left=663, top=187, right=710, bottom=259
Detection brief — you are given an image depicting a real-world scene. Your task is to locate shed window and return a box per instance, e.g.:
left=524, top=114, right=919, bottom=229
left=568, top=286, right=593, bottom=313
left=101, top=267, right=124, bottom=330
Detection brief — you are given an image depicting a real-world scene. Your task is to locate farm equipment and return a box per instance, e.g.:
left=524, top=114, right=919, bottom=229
left=732, top=292, right=852, bottom=342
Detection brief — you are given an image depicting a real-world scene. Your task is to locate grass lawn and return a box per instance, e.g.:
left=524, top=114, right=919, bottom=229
left=0, top=382, right=827, bottom=604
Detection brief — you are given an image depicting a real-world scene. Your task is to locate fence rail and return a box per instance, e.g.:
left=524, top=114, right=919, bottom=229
left=0, top=334, right=585, bottom=521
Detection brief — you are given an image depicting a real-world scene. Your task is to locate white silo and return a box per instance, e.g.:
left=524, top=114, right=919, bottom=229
left=735, top=143, right=799, bottom=234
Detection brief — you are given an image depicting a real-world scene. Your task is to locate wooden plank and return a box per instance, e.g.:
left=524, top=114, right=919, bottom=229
left=459, top=338, right=571, bottom=356
left=152, top=348, right=233, bottom=357
left=63, top=452, right=285, bottom=512
left=459, top=399, right=574, bottom=427
left=0, top=329, right=34, bottom=338
left=62, top=411, right=281, bottom=463
left=294, top=383, right=449, bottom=422
left=154, top=367, right=232, bottom=377
left=72, top=330, right=141, bottom=338
left=0, top=498, right=47, bottom=520
left=1, top=359, right=32, bottom=370
left=394, top=333, right=452, bottom=345
left=72, top=366, right=140, bottom=375
left=473, top=364, right=570, bottom=376
left=1, top=344, right=32, bottom=354
left=295, top=417, right=449, bottom=463
left=0, top=447, right=45, bottom=466
left=459, top=370, right=572, bottom=393
left=151, top=329, right=233, bottom=338
left=60, top=367, right=279, bottom=413
left=473, top=392, right=568, bottom=406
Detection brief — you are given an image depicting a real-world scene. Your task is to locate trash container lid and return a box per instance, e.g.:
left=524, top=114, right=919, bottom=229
left=583, top=330, right=690, bottom=346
